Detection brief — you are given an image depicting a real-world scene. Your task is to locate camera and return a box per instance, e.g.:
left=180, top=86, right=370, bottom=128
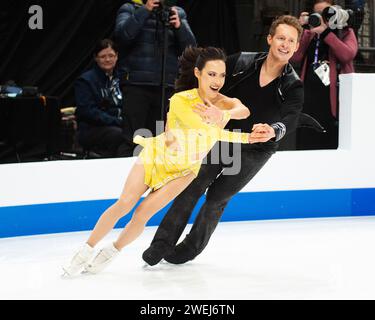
left=308, top=5, right=353, bottom=29
left=154, top=0, right=177, bottom=25
left=308, top=13, right=323, bottom=28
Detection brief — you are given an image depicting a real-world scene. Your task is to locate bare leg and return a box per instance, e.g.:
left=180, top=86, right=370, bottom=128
left=114, top=172, right=196, bottom=250
left=86, top=159, right=149, bottom=248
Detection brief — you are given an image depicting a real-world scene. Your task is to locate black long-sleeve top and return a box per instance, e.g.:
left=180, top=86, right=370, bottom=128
left=223, top=52, right=304, bottom=147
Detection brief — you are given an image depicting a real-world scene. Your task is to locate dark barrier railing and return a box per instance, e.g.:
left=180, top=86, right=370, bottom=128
left=359, top=47, right=375, bottom=52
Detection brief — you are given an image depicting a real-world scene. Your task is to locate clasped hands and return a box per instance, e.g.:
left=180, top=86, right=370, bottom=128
left=249, top=124, right=276, bottom=144
left=193, top=101, right=275, bottom=144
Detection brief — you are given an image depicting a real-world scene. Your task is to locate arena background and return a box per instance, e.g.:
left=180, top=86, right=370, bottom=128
left=1, top=0, right=373, bottom=105
left=0, top=0, right=240, bottom=106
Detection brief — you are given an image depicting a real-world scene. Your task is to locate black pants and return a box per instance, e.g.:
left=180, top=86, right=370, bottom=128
left=118, top=85, right=174, bottom=157
left=78, top=125, right=123, bottom=157
left=148, top=142, right=276, bottom=262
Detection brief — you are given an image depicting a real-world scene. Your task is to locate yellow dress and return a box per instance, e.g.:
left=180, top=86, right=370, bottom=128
left=133, top=88, right=250, bottom=191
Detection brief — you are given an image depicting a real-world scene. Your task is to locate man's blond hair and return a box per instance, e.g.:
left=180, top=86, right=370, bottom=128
left=269, top=15, right=303, bottom=42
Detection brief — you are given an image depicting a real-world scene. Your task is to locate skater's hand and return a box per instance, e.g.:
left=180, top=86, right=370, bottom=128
left=169, top=7, right=181, bottom=29
left=249, top=123, right=275, bottom=144
left=193, top=100, right=223, bottom=125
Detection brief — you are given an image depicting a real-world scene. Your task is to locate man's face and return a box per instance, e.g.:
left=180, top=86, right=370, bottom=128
left=267, top=24, right=300, bottom=64
left=95, top=47, right=118, bottom=74
left=194, top=60, right=226, bottom=101
left=314, top=1, right=331, bottom=14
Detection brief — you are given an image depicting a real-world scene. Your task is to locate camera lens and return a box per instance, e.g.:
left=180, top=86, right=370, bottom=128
left=321, top=5, right=352, bottom=29
left=322, top=6, right=336, bottom=23
left=308, top=13, right=321, bottom=28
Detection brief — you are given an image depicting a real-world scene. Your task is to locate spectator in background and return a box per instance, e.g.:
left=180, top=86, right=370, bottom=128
left=115, top=0, right=196, bottom=157
left=75, top=39, right=124, bottom=157
left=292, top=0, right=358, bottom=150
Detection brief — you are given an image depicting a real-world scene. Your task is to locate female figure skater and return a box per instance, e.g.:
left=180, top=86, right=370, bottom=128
left=62, top=47, right=252, bottom=277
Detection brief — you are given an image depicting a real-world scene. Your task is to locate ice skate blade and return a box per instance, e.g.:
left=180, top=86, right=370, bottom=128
left=61, top=268, right=75, bottom=279
left=61, top=265, right=85, bottom=279
left=83, top=264, right=104, bottom=275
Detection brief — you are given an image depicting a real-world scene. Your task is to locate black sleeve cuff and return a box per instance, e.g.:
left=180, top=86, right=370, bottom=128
left=320, top=28, right=331, bottom=40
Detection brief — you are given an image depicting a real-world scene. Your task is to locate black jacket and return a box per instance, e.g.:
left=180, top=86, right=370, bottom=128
left=114, top=3, right=196, bottom=86
left=223, top=52, right=304, bottom=142
left=75, top=64, right=123, bottom=132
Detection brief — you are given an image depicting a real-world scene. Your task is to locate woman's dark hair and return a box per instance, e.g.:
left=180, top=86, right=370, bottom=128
left=93, top=39, right=118, bottom=57
left=175, top=46, right=227, bottom=93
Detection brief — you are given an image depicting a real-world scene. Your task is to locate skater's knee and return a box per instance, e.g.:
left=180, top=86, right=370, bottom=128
left=115, top=196, right=138, bottom=215
left=205, top=193, right=230, bottom=209
left=131, top=207, right=153, bottom=225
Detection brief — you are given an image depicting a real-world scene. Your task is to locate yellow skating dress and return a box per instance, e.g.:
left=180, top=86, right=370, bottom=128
left=133, top=88, right=250, bottom=191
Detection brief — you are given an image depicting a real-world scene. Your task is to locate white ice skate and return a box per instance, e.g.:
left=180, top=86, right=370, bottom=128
left=84, top=243, right=120, bottom=274
left=62, top=243, right=95, bottom=278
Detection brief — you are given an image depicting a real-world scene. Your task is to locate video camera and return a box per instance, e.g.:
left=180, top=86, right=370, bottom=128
left=308, top=5, right=353, bottom=30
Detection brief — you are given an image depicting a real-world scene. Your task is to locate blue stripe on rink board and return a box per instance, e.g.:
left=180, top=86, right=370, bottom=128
left=1, top=188, right=375, bottom=238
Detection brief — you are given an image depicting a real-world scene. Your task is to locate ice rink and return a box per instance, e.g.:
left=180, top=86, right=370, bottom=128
left=1, top=216, right=375, bottom=300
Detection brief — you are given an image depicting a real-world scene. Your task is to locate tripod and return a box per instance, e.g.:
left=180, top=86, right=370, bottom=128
left=159, top=8, right=172, bottom=123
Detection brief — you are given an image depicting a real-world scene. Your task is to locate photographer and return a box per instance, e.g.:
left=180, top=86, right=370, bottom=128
left=114, top=0, right=196, bottom=157
left=292, top=0, right=358, bottom=150
left=75, top=39, right=124, bottom=157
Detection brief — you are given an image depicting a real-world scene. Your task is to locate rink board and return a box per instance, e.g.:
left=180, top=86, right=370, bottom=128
left=1, top=188, right=375, bottom=238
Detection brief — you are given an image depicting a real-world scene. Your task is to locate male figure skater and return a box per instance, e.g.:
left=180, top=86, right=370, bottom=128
left=142, top=15, right=305, bottom=265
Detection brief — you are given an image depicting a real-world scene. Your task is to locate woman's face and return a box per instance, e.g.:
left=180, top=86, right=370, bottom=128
left=314, top=1, right=331, bottom=14
left=194, top=60, right=226, bottom=100
left=95, top=47, right=118, bottom=74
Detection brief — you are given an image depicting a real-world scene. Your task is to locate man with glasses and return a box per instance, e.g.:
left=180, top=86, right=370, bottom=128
left=75, top=39, right=124, bottom=157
